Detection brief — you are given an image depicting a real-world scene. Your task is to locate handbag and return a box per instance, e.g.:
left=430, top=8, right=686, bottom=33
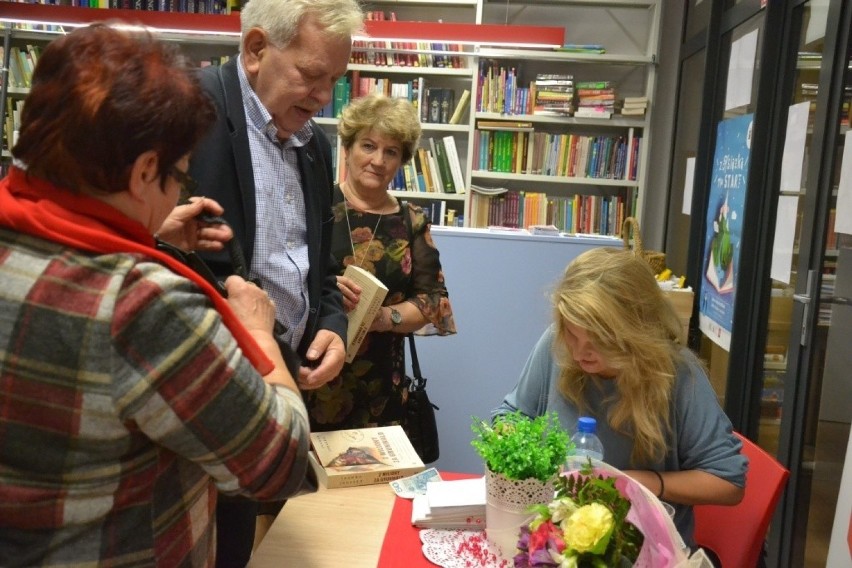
left=404, top=332, right=440, bottom=464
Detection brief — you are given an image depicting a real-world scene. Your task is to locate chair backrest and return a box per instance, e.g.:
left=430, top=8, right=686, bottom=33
left=693, top=432, right=789, bottom=568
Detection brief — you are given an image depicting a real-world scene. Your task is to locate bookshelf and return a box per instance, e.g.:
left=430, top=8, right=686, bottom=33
left=469, top=0, right=661, bottom=233
left=1, top=0, right=661, bottom=234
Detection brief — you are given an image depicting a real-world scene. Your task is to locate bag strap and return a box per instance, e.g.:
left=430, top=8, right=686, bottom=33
left=407, top=332, right=424, bottom=385
left=399, top=199, right=426, bottom=387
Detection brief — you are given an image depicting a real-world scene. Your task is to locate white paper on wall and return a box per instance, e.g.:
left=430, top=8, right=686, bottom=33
left=724, top=29, right=759, bottom=111
left=779, top=101, right=810, bottom=194
left=835, top=130, right=852, bottom=235
left=682, top=157, right=695, bottom=216
left=769, top=195, right=799, bottom=284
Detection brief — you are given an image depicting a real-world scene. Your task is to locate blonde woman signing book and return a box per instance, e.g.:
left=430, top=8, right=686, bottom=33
left=307, top=94, right=456, bottom=432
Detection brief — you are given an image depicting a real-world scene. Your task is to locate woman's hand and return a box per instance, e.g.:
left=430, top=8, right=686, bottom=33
left=224, top=275, right=276, bottom=334
left=336, top=275, right=362, bottom=313
left=224, top=275, right=300, bottom=391
left=156, top=197, right=233, bottom=252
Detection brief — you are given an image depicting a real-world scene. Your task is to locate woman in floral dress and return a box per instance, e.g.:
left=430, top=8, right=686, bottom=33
left=305, top=94, right=456, bottom=431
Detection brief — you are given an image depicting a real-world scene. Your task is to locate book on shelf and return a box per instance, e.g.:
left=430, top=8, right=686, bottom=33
left=411, top=476, right=486, bottom=529
left=477, top=120, right=534, bottom=131
left=308, top=425, right=425, bottom=489
left=342, top=264, right=388, bottom=363
left=623, top=96, right=649, bottom=106
left=574, top=107, right=612, bottom=119
left=556, top=44, right=606, bottom=54
left=429, top=137, right=456, bottom=194
left=529, top=224, right=561, bottom=236
left=575, top=80, right=612, bottom=90
left=448, top=89, right=471, bottom=125
left=442, top=135, right=467, bottom=194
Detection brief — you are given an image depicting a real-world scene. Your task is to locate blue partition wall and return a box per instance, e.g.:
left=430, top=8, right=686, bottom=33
left=414, top=228, right=610, bottom=474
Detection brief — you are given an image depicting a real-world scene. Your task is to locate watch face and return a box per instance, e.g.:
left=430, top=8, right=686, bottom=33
left=391, top=308, right=402, bottom=325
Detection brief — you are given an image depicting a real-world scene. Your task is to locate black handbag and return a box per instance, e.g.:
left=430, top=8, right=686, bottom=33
left=404, top=333, right=440, bottom=464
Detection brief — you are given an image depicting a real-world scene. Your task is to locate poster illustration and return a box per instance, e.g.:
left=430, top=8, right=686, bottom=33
left=699, top=113, right=753, bottom=351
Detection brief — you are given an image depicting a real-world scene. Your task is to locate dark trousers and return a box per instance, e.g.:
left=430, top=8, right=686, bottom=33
left=215, top=496, right=257, bottom=568
left=215, top=496, right=287, bottom=568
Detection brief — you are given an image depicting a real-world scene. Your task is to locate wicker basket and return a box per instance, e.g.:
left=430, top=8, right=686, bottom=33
left=621, top=217, right=667, bottom=274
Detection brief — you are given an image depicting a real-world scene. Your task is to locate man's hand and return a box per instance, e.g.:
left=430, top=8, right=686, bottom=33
left=297, top=329, right=346, bottom=390
left=156, top=197, right=233, bottom=251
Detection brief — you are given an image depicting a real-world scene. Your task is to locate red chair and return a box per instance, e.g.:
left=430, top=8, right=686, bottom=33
left=693, top=432, right=789, bottom=568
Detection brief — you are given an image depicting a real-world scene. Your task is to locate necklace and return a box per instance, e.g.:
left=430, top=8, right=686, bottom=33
left=341, top=184, right=384, bottom=268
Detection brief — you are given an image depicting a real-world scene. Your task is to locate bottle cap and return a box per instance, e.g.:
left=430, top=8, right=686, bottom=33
left=577, top=416, right=597, bottom=433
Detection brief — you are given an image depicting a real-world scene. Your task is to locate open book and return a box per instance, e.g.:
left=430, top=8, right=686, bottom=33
left=343, top=264, right=389, bottom=363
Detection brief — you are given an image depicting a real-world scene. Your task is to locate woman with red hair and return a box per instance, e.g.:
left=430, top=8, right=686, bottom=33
left=0, top=24, right=311, bottom=567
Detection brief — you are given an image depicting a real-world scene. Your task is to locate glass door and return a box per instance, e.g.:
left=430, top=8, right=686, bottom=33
left=756, top=1, right=851, bottom=566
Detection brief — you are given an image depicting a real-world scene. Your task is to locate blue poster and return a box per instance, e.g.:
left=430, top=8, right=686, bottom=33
left=699, top=113, right=753, bottom=350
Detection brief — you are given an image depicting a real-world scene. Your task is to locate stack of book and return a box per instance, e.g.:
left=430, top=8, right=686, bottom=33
left=411, top=476, right=486, bottom=529
left=532, top=74, right=574, bottom=117
left=620, top=96, right=649, bottom=117
left=574, top=80, right=615, bottom=119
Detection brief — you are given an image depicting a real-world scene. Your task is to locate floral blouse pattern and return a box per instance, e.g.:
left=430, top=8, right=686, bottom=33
left=305, top=187, right=456, bottom=431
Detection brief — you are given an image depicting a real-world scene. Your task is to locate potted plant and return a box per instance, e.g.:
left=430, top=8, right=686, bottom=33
left=471, top=411, right=573, bottom=559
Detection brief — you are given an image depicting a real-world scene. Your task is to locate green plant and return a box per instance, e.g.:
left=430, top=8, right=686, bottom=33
left=471, top=411, right=572, bottom=482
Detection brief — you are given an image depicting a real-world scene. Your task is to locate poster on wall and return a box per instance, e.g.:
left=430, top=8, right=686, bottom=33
left=699, top=113, right=753, bottom=351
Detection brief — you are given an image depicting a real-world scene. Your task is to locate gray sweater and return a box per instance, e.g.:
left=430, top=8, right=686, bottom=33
left=493, top=326, right=748, bottom=547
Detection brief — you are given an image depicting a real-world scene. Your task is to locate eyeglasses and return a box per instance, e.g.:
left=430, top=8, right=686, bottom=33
left=169, top=165, right=199, bottom=203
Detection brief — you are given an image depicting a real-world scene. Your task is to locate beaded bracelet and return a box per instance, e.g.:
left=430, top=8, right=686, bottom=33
left=651, top=470, right=665, bottom=499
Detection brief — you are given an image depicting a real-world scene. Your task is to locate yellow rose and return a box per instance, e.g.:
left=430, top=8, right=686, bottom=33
left=562, top=503, right=614, bottom=555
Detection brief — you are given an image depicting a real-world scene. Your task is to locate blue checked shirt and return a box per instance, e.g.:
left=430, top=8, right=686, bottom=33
left=238, top=62, right=311, bottom=349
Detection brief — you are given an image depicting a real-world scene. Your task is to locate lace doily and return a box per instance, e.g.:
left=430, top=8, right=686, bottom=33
left=484, top=469, right=554, bottom=513
left=420, top=529, right=512, bottom=568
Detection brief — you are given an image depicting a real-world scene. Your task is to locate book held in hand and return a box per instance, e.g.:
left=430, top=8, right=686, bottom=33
left=309, top=425, right=426, bottom=488
left=343, top=264, right=388, bottom=363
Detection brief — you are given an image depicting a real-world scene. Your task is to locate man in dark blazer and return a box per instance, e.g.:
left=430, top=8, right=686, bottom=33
left=188, top=0, right=364, bottom=565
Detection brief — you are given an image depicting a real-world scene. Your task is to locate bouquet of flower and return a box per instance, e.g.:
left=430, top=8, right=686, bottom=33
left=514, top=461, right=643, bottom=568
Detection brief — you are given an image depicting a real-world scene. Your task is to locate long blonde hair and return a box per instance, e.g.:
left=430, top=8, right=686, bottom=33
left=553, top=247, right=683, bottom=465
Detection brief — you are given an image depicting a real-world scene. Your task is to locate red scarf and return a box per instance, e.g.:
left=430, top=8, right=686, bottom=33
left=0, top=167, right=273, bottom=375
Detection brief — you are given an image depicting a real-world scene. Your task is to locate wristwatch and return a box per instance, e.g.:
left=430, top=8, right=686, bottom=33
left=389, top=307, right=402, bottom=327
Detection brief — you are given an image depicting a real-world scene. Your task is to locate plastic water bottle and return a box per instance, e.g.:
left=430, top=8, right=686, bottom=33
left=570, top=416, right=605, bottom=462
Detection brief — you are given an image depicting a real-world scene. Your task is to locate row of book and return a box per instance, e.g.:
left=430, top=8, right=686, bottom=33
left=389, top=136, right=467, bottom=195
left=350, top=41, right=467, bottom=69
left=3, top=45, right=41, bottom=90
left=3, top=97, right=24, bottom=154
left=5, top=0, right=223, bottom=9
left=473, top=126, right=641, bottom=181
left=468, top=188, right=636, bottom=236
left=475, top=63, right=645, bottom=118
left=315, top=75, right=471, bottom=126
left=106, top=0, right=227, bottom=11
left=418, top=201, right=464, bottom=227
